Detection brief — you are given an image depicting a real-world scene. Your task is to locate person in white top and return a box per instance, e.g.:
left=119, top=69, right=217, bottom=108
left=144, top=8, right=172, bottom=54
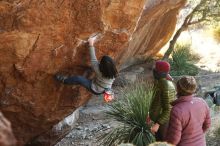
left=55, top=36, right=118, bottom=97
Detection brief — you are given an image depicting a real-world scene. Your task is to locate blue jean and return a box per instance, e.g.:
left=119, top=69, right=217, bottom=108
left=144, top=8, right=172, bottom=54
left=63, top=76, right=101, bottom=95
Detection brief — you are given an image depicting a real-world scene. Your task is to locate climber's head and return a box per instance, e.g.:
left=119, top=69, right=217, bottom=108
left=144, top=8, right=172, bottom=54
left=99, top=55, right=118, bottom=79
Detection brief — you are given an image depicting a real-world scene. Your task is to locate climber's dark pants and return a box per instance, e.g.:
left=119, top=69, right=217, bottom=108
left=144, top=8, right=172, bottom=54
left=63, top=76, right=101, bottom=95
left=155, top=123, right=169, bottom=141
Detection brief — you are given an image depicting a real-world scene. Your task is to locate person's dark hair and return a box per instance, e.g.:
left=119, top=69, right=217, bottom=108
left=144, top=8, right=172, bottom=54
left=99, top=55, right=118, bottom=79
left=153, top=69, right=167, bottom=80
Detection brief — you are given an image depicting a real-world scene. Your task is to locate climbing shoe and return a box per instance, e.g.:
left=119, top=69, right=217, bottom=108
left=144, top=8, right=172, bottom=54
left=55, top=74, right=67, bottom=83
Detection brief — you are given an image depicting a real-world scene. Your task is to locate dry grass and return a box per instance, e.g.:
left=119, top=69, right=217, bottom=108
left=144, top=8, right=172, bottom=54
left=169, top=43, right=200, bottom=76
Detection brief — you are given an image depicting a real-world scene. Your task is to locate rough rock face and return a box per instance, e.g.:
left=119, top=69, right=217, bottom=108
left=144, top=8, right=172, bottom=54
left=0, top=0, right=186, bottom=145
left=0, top=112, right=16, bottom=146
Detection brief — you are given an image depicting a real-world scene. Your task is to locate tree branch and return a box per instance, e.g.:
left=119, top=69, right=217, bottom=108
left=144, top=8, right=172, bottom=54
left=188, top=18, right=208, bottom=25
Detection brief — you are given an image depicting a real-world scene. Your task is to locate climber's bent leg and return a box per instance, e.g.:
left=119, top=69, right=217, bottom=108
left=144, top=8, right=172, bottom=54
left=63, top=76, right=91, bottom=90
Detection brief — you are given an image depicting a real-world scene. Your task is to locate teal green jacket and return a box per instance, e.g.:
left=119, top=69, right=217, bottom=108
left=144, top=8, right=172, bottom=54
left=149, top=78, right=176, bottom=125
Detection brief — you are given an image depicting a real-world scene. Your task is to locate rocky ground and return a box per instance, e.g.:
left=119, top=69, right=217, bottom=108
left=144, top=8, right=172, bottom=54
left=55, top=62, right=220, bottom=146
left=206, top=106, right=220, bottom=146
left=55, top=103, right=118, bottom=146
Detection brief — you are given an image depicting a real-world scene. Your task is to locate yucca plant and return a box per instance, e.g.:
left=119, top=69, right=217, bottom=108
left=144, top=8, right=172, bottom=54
left=99, top=82, right=155, bottom=146
left=169, top=43, right=200, bottom=76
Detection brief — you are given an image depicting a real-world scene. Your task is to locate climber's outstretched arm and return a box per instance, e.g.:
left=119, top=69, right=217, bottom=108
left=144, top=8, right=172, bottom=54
left=88, top=36, right=99, bottom=73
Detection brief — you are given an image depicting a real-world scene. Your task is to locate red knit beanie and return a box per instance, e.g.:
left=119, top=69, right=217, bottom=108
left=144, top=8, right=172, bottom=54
left=155, top=61, right=170, bottom=73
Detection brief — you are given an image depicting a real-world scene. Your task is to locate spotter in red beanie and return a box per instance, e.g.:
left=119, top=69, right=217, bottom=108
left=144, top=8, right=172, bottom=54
left=155, top=61, right=170, bottom=73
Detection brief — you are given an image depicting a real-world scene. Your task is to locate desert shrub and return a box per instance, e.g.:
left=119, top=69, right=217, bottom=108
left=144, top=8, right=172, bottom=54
left=168, top=43, right=200, bottom=76
left=100, top=82, right=155, bottom=146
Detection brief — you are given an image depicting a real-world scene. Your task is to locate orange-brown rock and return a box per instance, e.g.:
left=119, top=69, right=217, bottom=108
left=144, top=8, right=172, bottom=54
left=0, top=112, right=16, bottom=146
left=0, top=0, right=186, bottom=145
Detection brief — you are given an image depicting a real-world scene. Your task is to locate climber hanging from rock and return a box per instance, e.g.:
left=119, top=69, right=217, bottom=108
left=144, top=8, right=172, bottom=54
left=55, top=34, right=118, bottom=102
